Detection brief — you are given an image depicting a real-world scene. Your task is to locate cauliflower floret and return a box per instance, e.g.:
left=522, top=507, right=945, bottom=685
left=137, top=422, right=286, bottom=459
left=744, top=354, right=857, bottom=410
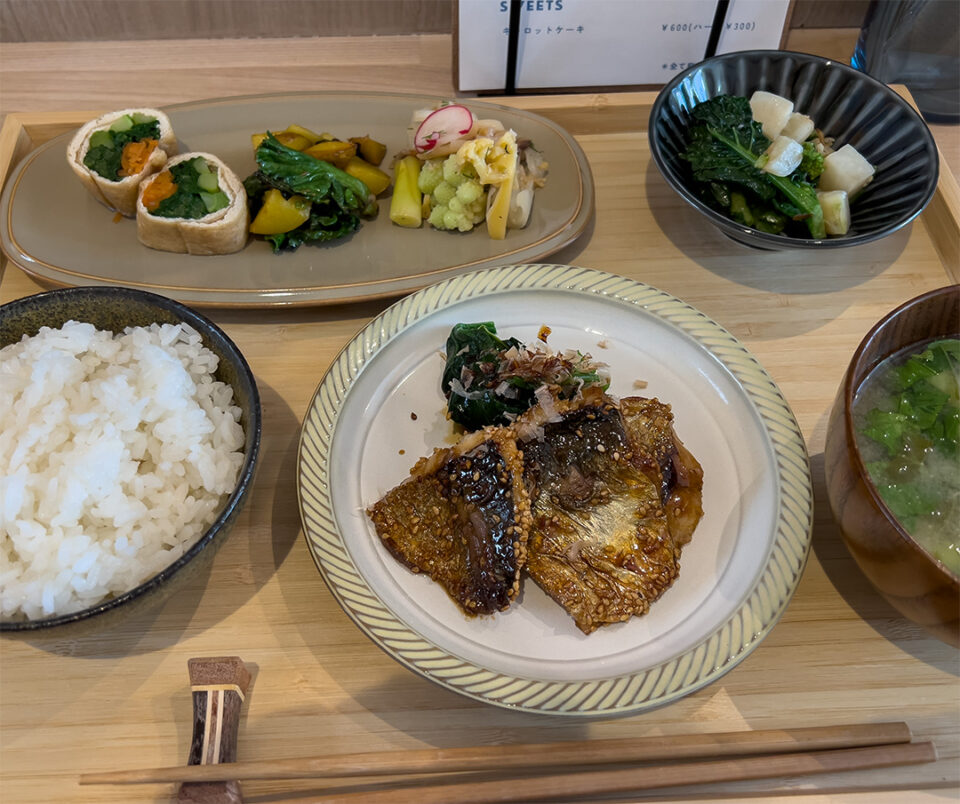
left=432, top=181, right=456, bottom=205
left=456, top=179, right=484, bottom=205
left=442, top=155, right=467, bottom=187
left=417, top=159, right=444, bottom=195
left=425, top=155, right=486, bottom=232
left=458, top=131, right=517, bottom=187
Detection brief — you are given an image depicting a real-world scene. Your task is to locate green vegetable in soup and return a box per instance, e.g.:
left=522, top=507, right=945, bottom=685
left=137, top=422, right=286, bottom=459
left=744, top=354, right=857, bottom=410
left=854, top=338, right=960, bottom=574
left=681, top=95, right=826, bottom=239
left=82, top=118, right=160, bottom=181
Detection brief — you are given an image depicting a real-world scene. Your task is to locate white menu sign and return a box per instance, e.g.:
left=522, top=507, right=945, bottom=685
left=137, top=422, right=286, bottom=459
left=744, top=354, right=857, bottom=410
left=457, top=0, right=792, bottom=91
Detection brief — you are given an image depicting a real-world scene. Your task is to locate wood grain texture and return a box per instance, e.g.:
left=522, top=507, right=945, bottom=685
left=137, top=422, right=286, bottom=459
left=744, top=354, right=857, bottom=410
left=1, top=30, right=959, bottom=804
left=789, top=0, right=871, bottom=29
left=80, top=722, right=915, bottom=784
left=0, top=0, right=453, bottom=42
left=237, top=743, right=940, bottom=803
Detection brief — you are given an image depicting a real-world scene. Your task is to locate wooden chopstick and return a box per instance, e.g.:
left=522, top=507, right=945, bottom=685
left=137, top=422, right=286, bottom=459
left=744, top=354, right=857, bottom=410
left=79, top=721, right=914, bottom=786
left=309, top=742, right=939, bottom=804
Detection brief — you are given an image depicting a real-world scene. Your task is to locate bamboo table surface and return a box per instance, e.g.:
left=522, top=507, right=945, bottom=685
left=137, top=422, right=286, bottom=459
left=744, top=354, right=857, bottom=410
left=1, top=32, right=959, bottom=804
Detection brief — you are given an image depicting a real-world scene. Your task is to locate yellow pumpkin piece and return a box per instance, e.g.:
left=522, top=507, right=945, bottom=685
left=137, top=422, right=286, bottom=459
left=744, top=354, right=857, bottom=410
left=251, top=132, right=268, bottom=150
left=303, top=140, right=356, bottom=168
left=272, top=131, right=313, bottom=151
left=349, top=135, right=388, bottom=166
left=344, top=156, right=391, bottom=196
left=249, top=189, right=311, bottom=235
left=284, top=124, right=323, bottom=145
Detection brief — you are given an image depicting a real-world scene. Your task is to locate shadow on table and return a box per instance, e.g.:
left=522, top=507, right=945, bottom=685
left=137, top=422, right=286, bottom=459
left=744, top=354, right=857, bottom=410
left=808, top=449, right=959, bottom=676
left=211, top=296, right=396, bottom=331
left=643, top=159, right=910, bottom=300
left=9, top=380, right=301, bottom=659
left=542, top=208, right=594, bottom=268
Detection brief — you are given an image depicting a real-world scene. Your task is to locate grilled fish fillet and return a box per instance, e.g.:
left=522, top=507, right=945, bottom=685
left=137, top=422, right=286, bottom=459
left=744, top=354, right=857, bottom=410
left=516, top=389, right=703, bottom=633
left=619, top=396, right=705, bottom=548
left=367, top=427, right=532, bottom=616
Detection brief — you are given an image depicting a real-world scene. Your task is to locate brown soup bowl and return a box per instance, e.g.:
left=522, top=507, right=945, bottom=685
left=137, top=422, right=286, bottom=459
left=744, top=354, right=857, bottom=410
left=824, top=285, right=959, bottom=646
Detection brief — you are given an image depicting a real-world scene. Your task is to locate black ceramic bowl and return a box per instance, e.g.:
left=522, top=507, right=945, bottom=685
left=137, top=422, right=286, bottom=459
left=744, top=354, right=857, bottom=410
left=649, top=49, right=940, bottom=249
left=0, top=286, right=261, bottom=637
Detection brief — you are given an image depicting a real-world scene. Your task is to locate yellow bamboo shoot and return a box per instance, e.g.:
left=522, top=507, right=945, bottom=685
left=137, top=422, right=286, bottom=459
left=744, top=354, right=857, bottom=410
left=390, top=155, right=423, bottom=228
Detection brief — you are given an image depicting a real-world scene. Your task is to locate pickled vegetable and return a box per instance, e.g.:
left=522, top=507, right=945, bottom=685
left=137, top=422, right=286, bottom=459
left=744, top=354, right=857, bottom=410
left=343, top=156, right=391, bottom=196
left=303, top=140, right=356, bottom=169
left=390, top=155, right=422, bottom=228
left=249, top=188, right=311, bottom=235
left=349, top=135, right=388, bottom=166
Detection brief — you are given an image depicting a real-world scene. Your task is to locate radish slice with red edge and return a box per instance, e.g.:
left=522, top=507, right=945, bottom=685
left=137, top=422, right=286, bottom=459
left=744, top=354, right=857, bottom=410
left=414, top=105, right=475, bottom=154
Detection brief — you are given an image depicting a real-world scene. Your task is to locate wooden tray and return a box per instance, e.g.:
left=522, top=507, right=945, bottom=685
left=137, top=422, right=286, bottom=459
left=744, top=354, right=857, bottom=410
left=1, top=90, right=958, bottom=804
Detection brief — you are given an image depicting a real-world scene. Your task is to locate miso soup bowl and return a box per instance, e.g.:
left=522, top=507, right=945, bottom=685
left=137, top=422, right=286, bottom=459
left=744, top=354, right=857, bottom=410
left=824, top=285, right=959, bottom=646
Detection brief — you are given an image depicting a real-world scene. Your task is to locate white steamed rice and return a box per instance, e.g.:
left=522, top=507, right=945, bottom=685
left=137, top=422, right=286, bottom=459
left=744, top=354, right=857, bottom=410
left=0, top=319, right=245, bottom=620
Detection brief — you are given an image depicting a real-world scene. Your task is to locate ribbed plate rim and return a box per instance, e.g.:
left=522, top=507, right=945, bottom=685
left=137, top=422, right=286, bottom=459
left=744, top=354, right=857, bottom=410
left=296, top=263, right=814, bottom=715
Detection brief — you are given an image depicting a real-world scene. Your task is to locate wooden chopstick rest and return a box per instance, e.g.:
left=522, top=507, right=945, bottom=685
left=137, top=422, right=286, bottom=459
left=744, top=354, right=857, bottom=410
left=175, top=656, right=252, bottom=804
left=81, top=721, right=915, bottom=786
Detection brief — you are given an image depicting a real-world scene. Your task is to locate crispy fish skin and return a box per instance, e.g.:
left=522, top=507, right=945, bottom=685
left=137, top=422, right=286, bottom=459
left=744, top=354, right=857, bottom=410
left=367, top=427, right=532, bottom=616
left=517, top=391, right=681, bottom=633
left=619, top=397, right=705, bottom=548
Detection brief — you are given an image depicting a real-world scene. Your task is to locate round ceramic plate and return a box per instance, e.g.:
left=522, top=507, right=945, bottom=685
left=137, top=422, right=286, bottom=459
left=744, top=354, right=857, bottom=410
left=297, top=264, right=813, bottom=715
left=0, top=93, right=592, bottom=307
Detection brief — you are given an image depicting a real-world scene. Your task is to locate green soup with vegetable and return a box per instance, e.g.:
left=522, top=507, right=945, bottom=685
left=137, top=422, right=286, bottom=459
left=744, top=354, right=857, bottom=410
left=852, top=338, right=960, bottom=575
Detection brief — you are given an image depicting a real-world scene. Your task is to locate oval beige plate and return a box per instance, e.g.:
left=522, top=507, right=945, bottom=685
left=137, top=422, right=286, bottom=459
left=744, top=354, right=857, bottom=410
left=298, top=264, right=813, bottom=715
left=0, top=93, right=592, bottom=307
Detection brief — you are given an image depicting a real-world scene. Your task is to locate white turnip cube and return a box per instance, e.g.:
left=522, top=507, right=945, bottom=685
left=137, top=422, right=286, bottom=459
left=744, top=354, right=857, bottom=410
left=761, top=136, right=804, bottom=177
left=749, top=90, right=794, bottom=140
left=819, top=144, right=875, bottom=196
left=818, top=190, right=851, bottom=235
left=781, top=112, right=815, bottom=142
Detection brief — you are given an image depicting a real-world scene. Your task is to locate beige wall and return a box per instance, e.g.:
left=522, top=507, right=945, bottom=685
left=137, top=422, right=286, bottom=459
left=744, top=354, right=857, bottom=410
left=0, top=0, right=869, bottom=43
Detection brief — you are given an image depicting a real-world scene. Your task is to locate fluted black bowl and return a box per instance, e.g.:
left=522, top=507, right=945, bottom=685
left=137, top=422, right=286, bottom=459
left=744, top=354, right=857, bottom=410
left=0, top=286, right=261, bottom=638
left=649, top=50, right=939, bottom=250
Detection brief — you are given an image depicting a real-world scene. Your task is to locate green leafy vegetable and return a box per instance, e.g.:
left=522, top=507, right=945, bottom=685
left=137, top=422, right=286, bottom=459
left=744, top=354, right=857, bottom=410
left=798, top=141, right=825, bottom=181
left=243, top=133, right=377, bottom=252
left=681, top=95, right=826, bottom=239
left=859, top=338, right=960, bottom=535
left=682, top=96, right=774, bottom=201
left=441, top=322, right=610, bottom=431
left=263, top=204, right=361, bottom=252
left=442, top=323, right=528, bottom=430
left=151, top=161, right=209, bottom=219
left=82, top=120, right=161, bottom=181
